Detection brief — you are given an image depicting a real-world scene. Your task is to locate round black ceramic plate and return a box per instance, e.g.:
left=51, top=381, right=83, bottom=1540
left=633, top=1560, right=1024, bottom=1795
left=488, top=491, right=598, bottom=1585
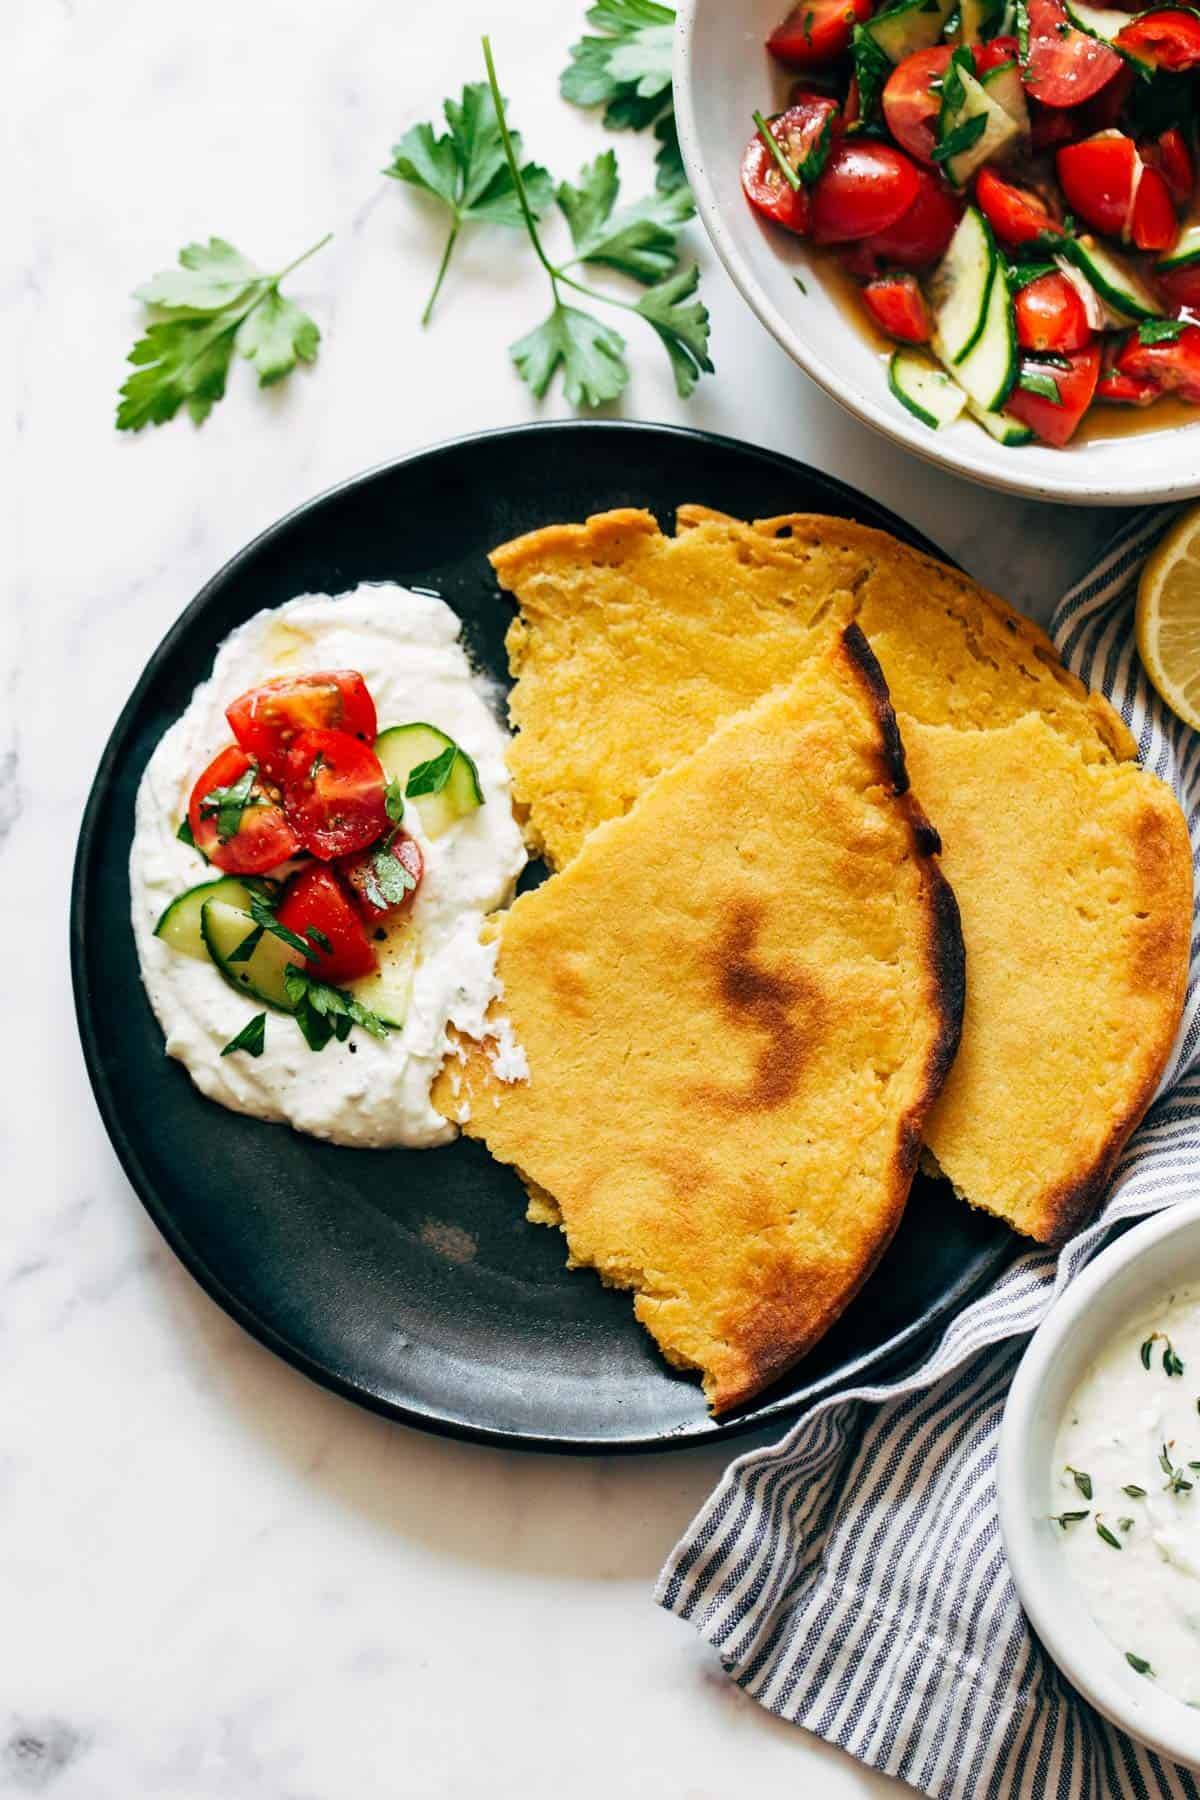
left=73, top=421, right=1013, bottom=1453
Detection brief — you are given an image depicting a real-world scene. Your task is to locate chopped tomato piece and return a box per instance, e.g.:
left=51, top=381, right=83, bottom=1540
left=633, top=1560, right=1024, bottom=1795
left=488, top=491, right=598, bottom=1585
left=1115, top=8, right=1200, bottom=69
left=862, top=274, right=932, bottom=342
left=338, top=832, right=425, bottom=922
left=1151, top=127, right=1195, bottom=205
left=768, top=0, right=873, bottom=65
left=841, top=166, right=962, bottom=271
left=976, top=168, right=1063, bottom=248
left=883, top=48, right=953, bottom=167
left=1023, top=0, right=1124, bottom=106
left=1117, top=323, right=1200, bottom=401
left=811, top=141, right=922, bottom=243
left=975, top=34, right=1021, bottom=74
left=226, top=671, right=377, bottom=778
left=1095, top=368, right=1162, bottom=405
left=1005, top=344, right=1103, bottom=445
left=1158, top=262, right=1200, bottom=311
left=275, top=864, right=377, bottom=985
left=1132, top=165, right=1178, bottom=252
left=741, top=97, right=840, bottom=235
left=1057, top=133, right=1138, bottom=239
left=187, top=745, right=300, bottom=875
left=282, top=728, right=390, bottom=861
left=1015, top=273, right=1093, bottom=353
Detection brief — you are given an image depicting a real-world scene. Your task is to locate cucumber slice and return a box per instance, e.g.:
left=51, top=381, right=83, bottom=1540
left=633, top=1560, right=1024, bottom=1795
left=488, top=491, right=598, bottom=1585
left=967, top=397, right=1034, bottom=443
left=939, top=65, right=1021, bottom=185
left=1158, top=223, right=1200, bottom=271
left=154, top=876, right=272, bottom=960
left=1062, top=0, right=1134, bottom=40
left=946, top=251, right=1018, bottom=410
left=889, top=350, right=969, bottom=429
left=201, top=899, right=299, bottom=1012
left=929, top=207, right=996, bottom=364
left=868, top=0, right=957, bottom=61
left=345, top=921, right=418, bottom=1029
left=375, top=723, right=484, bottom=840
left=1059, top=235, right=1162, bottom=322
left=979, top=60, right=1030, bottom=134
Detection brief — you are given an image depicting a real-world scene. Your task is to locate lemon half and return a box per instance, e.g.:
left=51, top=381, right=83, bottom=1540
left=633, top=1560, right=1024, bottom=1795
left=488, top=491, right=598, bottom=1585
left=1136, top=503, right=1200, bottom=732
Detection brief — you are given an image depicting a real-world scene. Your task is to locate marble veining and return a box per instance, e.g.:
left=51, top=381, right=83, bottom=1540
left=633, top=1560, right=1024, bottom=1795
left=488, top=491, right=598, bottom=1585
left=8, top=0, right=1129, bottom=1793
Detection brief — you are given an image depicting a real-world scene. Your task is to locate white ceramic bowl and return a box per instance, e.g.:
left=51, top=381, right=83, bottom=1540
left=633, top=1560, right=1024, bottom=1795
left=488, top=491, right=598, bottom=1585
left=674, top=0, right=1200, bottom=504
left=998, top=1202, right=1200, bottom=1770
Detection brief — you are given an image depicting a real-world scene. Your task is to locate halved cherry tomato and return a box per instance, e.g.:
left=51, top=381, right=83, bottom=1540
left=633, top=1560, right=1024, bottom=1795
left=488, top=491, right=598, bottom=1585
left=741, top=97, right=841, bottom=235
left=226, top=671, right=377, bottom=779
left=338, top=832, right=425, bottom=922
left=1117, top=323, right=1200, bottom=400
left=976, top=168, right=1063, bottom=247
left=1015, top=273, right=1093, bottom=352
left=275, top=864, right=377, bottom=985
left=1133, top=165, right=1178, bottom=251
left=811, top=141, right=922, bottom=243
left=1005, top=343, right=1103, bottom=444
left=862, top=274, right=932, bottom=342
left=1158, top=262, right=1200, bottom=311
left=282, top=728, right=389, bottom=860
left=1115, top=8, right=1200, bottom=69
left=1057, top=133, right=1138, bottom=239
left=768, top=0, right=873, bottom=65
left=1095, top=368, right=1162, bottom=404
left=1023, top=0, right=1125, bottom=106
left=187, top=745, right=300, bottom=875
left=975, top=34, right=1021, bottom=74
left=883, top=48, right=952, bottom=167
left=1151, top=127, right=1195, bottom=205
left=841, top=166, right=962, bottom=270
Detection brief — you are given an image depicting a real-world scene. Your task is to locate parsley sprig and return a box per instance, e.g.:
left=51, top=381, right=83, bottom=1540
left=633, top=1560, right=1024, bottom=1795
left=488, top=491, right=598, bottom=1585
left=284, top=966, right=390, bottom=1052
left=117, top=233, right=331, bottom=431
left=559, top=0, right=683, bottom=193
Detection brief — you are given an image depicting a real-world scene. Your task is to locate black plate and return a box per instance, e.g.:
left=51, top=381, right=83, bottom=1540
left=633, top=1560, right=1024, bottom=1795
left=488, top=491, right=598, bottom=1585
left=72, top=421, right=1012, bottom=1453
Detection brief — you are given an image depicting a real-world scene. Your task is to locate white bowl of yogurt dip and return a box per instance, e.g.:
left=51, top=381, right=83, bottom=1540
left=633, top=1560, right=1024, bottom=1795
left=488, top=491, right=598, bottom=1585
left=998, top=1203, right=1200, bottom=1770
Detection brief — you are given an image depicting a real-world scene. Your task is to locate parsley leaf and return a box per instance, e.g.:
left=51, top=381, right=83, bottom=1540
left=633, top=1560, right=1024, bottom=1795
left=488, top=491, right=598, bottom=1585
left=405, top=744, right=459, bottom=798
left=634, top=264, right=714, bottom=398
left=284, top=965, right=390, bottom=1050
left=384, top=776, right=407, bottom=824
left=176, top=817, right=198, bottom=850
left=1126, top=1652, right=1154, bottom=1676
left=117, top=234, right=329, bottom=431
left=557, top=149, right=695, bottom=282
left=221, top=1013, right=267, bottom=1059
left=385, top=81, right=553, bottom=324
left=932, top=112, right=988, bottom=167
left=653, top=112, right=687, bottom=195
left=1018, top=367, right=1062, bottom=403
left=560, top=0, right=677, bottom=186
left=359, top=837, right=419, bottom=913
left=199, top=765, right=261, bottom=844
left=512, top=305, right=629, bottom=405
left=248, top=889, right=326, bottom=960
left=853, top=24, right=893, bottom=124
left=1139, top=317, right=1187, bottom=345
left=1007, top=260, right=1058, bottom=291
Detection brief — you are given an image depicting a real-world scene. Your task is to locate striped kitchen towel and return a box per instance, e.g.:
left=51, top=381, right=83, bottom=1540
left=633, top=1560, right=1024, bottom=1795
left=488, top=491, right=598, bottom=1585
left=655, top=508, right=1200, bottom=1800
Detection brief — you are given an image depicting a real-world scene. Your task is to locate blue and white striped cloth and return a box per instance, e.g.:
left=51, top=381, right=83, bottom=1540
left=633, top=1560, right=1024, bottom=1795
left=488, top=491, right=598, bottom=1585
left=655, top=509, right=1200, bottom=1800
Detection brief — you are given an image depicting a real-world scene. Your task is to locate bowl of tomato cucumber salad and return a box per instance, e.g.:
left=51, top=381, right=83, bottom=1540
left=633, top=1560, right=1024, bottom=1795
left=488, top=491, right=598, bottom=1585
left=675, top=0, right=1200, bottom=500
left=130, top=585, right=528, bottom=1149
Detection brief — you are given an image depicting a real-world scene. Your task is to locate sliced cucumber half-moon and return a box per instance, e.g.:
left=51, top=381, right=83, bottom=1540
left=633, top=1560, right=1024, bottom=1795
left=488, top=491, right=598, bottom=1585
left=201, top=899, right=299, bottom=1012
left=154, top=876, right=274, bottom=961
left=375, top=722, right=484, bottom=839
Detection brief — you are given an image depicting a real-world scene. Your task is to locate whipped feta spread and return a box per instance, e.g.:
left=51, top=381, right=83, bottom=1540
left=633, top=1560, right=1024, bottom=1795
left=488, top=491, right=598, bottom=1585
left=130, top=585, right=527, bottom=1147
left=1052, top=1282, right=1200, bottom=1708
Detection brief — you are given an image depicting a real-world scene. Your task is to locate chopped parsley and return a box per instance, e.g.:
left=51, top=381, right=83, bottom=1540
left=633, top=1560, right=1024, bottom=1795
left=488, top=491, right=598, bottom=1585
left=1049, top=1509, right=1089, bottom=1529
left=1066, top=1466, right=1093, bottom=1500
left=1126, top=1652, right=1154, bottom=1677
left=406, top=742, right=461, bottom=798
left=284, top=965, right=390, bottom=1051
left=1095, top=1518, right=1123, bottom=1550
left=176, top=817, right=197, bottom=849
left=359, top=836, right=419, bottom=913
left=220, top=1012, right=267, bottom=1058
left=1139, top=318, right=1188, bottom=347
left=247, top=890, right=323, bottom=960
left=1018, top=368, right=1062, bottom=404
left=199, top=765, right=262, bottom=843
left=932, top=112, right=988, bottom=168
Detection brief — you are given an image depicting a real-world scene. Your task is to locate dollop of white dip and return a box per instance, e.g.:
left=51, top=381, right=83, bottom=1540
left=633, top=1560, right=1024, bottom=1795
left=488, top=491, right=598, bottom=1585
left=1052, top=1282, right=1200, bottom=1709
left=130, top=585, right=526, bottom=1148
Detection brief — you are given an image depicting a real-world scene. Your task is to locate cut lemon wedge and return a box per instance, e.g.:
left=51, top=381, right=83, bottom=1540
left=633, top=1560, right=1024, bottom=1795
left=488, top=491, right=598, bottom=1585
left=1136, top=503, right=1200, bottom=732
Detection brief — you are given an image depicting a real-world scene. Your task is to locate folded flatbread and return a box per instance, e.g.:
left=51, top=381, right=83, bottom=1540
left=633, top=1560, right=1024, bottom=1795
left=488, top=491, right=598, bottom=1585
left=434, top=626, right=964, bottom=1412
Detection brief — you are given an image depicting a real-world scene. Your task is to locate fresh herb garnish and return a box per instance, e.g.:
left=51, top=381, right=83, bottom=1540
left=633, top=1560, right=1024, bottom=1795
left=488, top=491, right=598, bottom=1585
left=406, top=744, right=460, bottom=799
left=307, top=926, right=332, bottom=955
left=228, top=925, right=264, bottom=964
left=1066, top=1466, right=1093, bottom=1500
left=932, top=111, right=988, bottom=168
left=176, top=817, right=197, bottom=849
left=852, top=23, right=893, bottom=125
left=1007, top=260, right=1058, bottom=291
left=1018, top=368, right=1062, bottom=404
left=384, top=776, right=407, bottom=824
left=1164, top=1338, right=1186, bottom=1375
left=559, top=0, right=681, bottom=192
left=117, top=234, right=330, bottom=432
left=359, top=836, right=419, bottom=913
left=1160, top=1443, right=1194, bottom=1494
left=284, top=965, right=390, bottom=1051
left=557, top=147, right=696, bottom=279
left=1095, top=1517, right=1123, bottom=1550
left=753, top=109, right=835, bottom=191
left=1142, top=1335, right=1156, bottom=1370
left=794, top=275, right=809, bottom=295
left=200, top=766, right=262, bottom=844
left=1140, top=318, right=1188, bottom=347
left=220, top=1012, right=267, bottom=1058
left=385, top=82, right=554, bottom=325
left=308, top=748, right=328, bottom=782
left=1118, top=1516, right=1135, bottom=1532
left=1122, top=1484, right=1148, bottom=1499
left=1049, top=1510, right=1090, bottom=1529
left=1126, top=1652, right=1154, bottom=1676
left=940, top=44, right=974, bottom=117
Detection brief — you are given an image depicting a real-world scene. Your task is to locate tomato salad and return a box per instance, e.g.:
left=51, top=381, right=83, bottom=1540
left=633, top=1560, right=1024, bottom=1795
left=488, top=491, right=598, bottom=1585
left=744, top=0, right=1200, bottom=445
left=159, top=667, right=483, bottom=1050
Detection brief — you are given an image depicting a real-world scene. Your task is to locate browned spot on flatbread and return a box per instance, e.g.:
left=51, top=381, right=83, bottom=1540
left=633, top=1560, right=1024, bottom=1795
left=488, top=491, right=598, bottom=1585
left=695, top=901, right=826, bottom=1113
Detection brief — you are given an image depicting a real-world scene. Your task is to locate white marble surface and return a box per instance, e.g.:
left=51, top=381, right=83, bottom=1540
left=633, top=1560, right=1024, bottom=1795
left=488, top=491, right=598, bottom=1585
left=8, top=1, right=1131, bottom=1794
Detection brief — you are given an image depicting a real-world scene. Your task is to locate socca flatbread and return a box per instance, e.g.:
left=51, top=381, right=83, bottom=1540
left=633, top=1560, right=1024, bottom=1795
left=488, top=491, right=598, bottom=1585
left=434, top=627, right=963, bottom=1413
left=491, top=506, right=1191, bottom=1246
